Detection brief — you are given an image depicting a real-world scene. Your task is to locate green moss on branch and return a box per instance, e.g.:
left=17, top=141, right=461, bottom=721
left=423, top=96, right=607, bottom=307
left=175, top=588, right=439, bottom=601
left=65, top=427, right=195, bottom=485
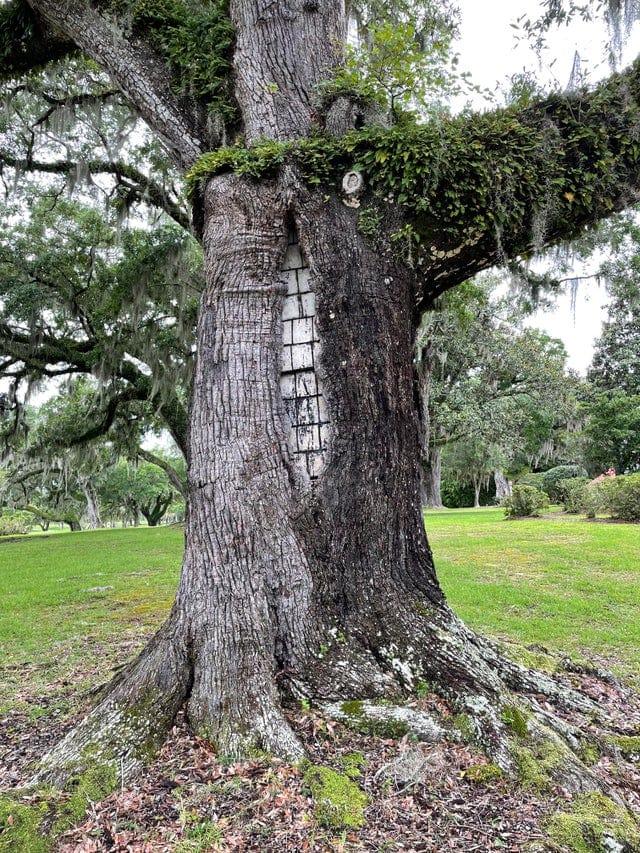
left=99, top=0, right=235, bottom=118
left=188, top=58, right=640, bottom=286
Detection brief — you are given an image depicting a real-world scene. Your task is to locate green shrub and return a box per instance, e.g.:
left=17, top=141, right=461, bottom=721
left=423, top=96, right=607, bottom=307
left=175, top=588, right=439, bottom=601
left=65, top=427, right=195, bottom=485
left=558, top=478, right=589, bottom=513
left=601, top=473, right=640, bottom=521
left=517, top=472, right=546, bottom=490
left=504, top=485, right=549, bottom=518
left=540, top=465, right=588, bottom=502
left=581, top=482, right=607, bottom=519
left=0, top=511, right=32, bottom=536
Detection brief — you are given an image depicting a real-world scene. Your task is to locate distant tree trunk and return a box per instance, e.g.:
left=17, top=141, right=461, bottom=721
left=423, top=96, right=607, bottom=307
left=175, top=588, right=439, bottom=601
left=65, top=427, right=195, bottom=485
left=140, top=494, right=172, bottom=527
left=81, top=481, right=102, bottom=529
left=473, top=481, right=481, bottom=509
left=494, top=470, right=512, bottom=502
left=422, top=447, right=444, bottom=508
left=67, top=519, right=81, bottom=532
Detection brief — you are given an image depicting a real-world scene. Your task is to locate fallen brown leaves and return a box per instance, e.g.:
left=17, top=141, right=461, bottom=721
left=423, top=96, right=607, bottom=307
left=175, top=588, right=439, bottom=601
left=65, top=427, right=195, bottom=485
left=1, top=642, right=639, bottom=851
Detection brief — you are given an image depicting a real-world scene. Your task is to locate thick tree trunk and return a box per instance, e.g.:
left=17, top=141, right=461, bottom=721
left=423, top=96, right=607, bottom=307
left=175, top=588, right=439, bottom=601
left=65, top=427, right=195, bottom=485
left=494, top=470, right=512, bottom=502
left=32, top=0, right=611, bottom=797
left=422, top=447, right=444, bottom=508
left=474, top=481, right=481, bottom=508
left=82, top=481, right=102, bottom=529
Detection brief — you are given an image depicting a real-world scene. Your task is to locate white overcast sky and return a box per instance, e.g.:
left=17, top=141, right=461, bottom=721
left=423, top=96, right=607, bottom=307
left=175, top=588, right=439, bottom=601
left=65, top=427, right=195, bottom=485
left=455, top=1, right=640, bottom=372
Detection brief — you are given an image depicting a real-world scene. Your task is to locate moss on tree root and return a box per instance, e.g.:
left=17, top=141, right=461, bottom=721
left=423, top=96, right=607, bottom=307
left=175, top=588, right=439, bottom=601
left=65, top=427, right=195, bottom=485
left=546, top=792, right=640, bottom=852
left=0, top=762, right=117, bottom=852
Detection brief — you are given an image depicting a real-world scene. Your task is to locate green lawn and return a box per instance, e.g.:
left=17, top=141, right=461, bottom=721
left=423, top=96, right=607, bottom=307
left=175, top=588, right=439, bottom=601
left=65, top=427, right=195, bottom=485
left=427, top=507, right=640, bottom=684
left=1, top=508, right=639, bottom=706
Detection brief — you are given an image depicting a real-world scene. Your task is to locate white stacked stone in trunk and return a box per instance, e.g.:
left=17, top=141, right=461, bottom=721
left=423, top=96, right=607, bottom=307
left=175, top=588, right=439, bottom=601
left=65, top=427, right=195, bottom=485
left=280, top=236, right=330, bottom=482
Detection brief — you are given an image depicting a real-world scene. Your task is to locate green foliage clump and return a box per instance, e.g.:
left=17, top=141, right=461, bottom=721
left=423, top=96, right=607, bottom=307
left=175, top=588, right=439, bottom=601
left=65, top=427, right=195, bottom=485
left=463, top=763, right=504, bottom=784
left=601, top=473, right=640, bottom=521
left=0, top=0, right=74, bottom=81
left=326, top=19, right=456, bottom=114
left=541, top=464, right=588, bottom=501
left=0, top=796, right=50, bottom=853
left=607, top=734, right=640, bottom=759
left=517, top=472, right=546, bottom=490
left=581, top=482, right=608, bottom=519
left=546, top=792, right=640, bottom=852
left=512, top=741, right=565, bottom=791
left=577, top=740, right=601, bottom=766
left=102, top=0, right=235, bottom=118
left=357, top=205, right=384, bottom=240
left=558, top=477, right=590, bottom=513
left=451, top=713, right=475, bottom=743
left=0, top=511, right=32, bottom=536
left=503, top=484, right=549, bottom=518
left=501, top=705, right=530, bottom=738
left=583, top=392, right=640, bottom=476
left=303, top=764, right=368, bottom=830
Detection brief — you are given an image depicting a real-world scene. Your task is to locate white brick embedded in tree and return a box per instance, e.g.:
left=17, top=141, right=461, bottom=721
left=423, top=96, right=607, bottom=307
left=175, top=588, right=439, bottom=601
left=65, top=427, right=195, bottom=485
left=280, top=234, right=330, bottom=483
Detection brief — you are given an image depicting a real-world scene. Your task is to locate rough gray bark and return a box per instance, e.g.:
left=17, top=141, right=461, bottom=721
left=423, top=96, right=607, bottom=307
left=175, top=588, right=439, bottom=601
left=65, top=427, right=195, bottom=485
left=422, top=447, right=444, bottom=508
left=230, top=0, right=345, bottom=143
left=81, top=480, right=102, bottom=529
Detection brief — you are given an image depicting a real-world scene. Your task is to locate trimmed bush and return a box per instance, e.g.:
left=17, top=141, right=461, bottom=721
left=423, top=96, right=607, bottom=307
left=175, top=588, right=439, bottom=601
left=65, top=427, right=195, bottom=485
left=557, top=478, right=589, bottom=514
left=581, top=483, right=607, bottom=519
left=0, top=511, right=32, bottom=536
left=540, top=465, right=588, bottom=502
left=517, top=472, right=546, bottom=491
left=504, top=485, right=549, bottom=518
left=601, top=473, right=640, bottom=521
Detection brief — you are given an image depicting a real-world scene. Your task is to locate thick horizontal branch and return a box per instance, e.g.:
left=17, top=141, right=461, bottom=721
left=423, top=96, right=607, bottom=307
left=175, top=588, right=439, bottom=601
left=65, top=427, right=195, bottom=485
left=0, top=152, right=190, bottom=231
left=0, top=326, right=188, bottom=452
left=188, top=55, right=640, bottom=306
left=26, top=0, right=203, bottom=169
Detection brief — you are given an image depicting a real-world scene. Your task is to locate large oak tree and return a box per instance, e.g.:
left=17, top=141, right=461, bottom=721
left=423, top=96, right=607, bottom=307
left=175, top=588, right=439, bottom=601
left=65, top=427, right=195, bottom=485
left=3, top=0, right=640, bottom=789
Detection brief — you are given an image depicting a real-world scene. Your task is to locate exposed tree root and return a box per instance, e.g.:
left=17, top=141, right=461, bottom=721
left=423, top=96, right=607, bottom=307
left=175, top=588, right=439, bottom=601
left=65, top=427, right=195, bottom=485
left=32, top=619, right=192, bottom=788
left=26, top=597, right=634, bottom=810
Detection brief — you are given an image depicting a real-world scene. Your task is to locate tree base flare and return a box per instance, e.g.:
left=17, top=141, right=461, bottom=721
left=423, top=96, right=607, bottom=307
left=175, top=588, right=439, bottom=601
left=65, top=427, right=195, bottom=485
left=26, top=601, right=639, bottom=825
